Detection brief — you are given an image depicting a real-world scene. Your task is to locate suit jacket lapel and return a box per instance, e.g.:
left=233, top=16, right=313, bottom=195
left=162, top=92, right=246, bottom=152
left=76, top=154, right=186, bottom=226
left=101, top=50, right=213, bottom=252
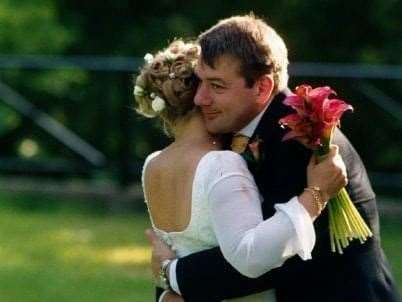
left=250, top=92, right=311, bottom=217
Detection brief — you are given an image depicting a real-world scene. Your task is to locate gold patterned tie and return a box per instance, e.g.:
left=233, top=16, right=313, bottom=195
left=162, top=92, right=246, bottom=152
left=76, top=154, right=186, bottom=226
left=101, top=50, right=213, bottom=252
left=231, top=134, right=250, bottom=154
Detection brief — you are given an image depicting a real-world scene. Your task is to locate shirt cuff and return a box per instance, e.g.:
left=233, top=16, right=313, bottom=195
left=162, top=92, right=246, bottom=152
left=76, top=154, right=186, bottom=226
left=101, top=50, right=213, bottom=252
left=274, top=196, right=316, bottom=260
left=168, top=259, right=181, bottom=295
left=158, top=290, right=170, bottom=302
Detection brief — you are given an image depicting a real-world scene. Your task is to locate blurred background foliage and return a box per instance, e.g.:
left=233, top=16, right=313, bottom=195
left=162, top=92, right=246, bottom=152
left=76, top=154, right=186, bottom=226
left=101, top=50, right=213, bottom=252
left=0, top=1, right=401, bottom=300
left=0, top=0, right=401, bottom=185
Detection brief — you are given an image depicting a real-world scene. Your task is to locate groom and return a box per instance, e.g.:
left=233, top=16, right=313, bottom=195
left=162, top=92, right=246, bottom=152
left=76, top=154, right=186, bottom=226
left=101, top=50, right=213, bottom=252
left=148, top=14, right=400, bottom=302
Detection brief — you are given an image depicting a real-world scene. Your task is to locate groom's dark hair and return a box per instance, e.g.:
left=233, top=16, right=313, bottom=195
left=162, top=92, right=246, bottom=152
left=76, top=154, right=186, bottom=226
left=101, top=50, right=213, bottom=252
left=198, top=14, right=289, bottom=93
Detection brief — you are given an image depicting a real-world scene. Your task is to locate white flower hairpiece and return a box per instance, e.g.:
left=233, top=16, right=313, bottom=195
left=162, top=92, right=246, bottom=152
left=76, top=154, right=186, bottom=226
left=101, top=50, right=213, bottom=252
left=134, top=84, right=165, bottom=112
left=163, top=50, right=176, bottom=61
left=144, top=53, right=154, bottom=64
left=134, top=85, right=145, bottom=96
left=151, top=96, right=166, bottom=112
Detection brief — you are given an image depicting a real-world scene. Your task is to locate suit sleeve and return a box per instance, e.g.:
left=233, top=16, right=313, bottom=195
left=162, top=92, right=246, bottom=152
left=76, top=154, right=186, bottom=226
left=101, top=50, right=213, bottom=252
left=175, top=244, right=317, bottom=301
left=176, top=246, right=281, bottom=301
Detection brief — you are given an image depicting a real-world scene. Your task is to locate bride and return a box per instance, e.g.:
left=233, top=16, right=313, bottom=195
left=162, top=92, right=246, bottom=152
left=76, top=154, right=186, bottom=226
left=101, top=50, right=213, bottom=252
left=134, top=40, right=347, bottom=301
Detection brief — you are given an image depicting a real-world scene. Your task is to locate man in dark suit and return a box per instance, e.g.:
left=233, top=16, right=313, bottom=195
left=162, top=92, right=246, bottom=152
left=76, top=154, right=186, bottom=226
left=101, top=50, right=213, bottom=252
left=147, top=14, right=400, bottom=302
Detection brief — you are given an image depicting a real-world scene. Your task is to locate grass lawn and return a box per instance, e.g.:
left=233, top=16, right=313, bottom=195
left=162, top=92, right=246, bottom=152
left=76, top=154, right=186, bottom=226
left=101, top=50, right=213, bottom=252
left=380, top=217, right=402, bottom=290
left=0, top=194, right=154, bottom=301
left=0, top=193, right=401, bottom=301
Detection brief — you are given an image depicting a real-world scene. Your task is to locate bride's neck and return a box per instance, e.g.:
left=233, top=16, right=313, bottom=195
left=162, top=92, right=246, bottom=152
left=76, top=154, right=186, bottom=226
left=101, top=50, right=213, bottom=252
left=172, top=112, right=217, bottom=146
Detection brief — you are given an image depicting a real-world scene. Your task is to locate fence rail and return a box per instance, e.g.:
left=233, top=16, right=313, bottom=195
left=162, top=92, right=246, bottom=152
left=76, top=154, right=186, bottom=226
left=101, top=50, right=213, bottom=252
left=1, top=56, right=401, bottom=187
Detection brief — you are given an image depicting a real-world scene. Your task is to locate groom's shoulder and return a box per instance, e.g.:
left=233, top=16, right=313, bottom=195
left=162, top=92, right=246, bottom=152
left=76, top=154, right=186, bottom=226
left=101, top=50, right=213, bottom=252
left=332, top=128, right=376, bottom=202
left=332, top=128, right=360, bottom=160
left=327, top=128, right=368, bottom=170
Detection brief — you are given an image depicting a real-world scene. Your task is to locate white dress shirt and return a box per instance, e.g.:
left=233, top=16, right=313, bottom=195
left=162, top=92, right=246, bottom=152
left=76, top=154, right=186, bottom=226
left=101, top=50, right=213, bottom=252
left=236, top=102, right=270, bottom=138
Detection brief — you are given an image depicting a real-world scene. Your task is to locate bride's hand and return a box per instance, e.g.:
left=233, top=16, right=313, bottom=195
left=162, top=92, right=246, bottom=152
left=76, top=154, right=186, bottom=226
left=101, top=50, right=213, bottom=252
left=307, top=145, right=347, bottom=201
left=300, top=145, right=347, bottom=218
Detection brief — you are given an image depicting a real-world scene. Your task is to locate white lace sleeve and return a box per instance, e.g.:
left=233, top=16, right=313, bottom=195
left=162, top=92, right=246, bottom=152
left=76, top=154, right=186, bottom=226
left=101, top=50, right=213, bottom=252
left=205, top=151, right=316, bottom=278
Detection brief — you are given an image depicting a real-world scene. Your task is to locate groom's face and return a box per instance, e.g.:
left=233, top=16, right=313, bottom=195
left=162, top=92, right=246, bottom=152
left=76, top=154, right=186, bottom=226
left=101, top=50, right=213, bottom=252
left=194, top=55, right=263, bottom=134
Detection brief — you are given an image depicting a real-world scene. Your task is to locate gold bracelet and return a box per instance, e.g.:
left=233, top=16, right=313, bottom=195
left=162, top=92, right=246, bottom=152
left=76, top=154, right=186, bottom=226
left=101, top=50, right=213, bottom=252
left=304, top=187, right=324, bottom=214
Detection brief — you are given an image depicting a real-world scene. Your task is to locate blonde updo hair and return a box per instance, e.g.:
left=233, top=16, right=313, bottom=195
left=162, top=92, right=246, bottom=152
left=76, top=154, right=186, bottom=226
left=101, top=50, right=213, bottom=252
left=134, top=40, right=200, bottom=135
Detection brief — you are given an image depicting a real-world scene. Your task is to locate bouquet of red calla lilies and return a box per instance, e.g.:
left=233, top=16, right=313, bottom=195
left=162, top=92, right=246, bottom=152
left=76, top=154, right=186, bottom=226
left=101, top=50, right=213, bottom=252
left=280, top=85, right=373, bottom=254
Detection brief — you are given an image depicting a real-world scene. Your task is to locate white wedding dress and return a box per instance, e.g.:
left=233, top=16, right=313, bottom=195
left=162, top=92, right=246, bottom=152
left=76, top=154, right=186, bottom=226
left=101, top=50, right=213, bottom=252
left=142, top=150, right=315, bottom=301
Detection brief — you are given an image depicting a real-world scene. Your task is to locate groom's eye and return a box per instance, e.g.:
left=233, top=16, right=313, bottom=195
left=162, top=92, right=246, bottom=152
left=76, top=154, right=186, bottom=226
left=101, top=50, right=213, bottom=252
left=211, top=83, right=225, bottom=90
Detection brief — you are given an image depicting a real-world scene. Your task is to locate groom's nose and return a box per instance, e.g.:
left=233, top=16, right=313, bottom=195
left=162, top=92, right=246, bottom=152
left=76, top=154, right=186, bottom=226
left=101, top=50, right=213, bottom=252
left=194, top=82, right=212, bottom=106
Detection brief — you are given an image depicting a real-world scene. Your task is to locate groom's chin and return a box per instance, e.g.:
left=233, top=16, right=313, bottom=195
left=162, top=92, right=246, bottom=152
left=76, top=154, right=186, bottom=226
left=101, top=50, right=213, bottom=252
left=203, top=119, right=220, bottom=133
left=205, top=122, right=230, bottom=135
left=201, top=113, right=234, bottom=134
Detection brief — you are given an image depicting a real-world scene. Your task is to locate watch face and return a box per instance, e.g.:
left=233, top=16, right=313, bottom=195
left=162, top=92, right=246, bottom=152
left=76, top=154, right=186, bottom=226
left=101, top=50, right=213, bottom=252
left=159, top=266, right=169, bottom=289
left=159, top=276, right=169, bottom=290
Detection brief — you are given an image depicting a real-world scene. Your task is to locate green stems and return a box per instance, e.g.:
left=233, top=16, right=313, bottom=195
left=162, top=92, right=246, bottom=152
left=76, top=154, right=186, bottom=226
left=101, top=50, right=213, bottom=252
left=315, top=127, right=373, bottom=254
left=327, top=188, right=372, bottom=253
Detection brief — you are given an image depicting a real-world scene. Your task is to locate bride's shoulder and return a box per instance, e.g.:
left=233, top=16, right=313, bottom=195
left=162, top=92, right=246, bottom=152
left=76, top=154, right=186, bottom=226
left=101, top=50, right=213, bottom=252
left=142, top=150, right=162, bottom=172
left=204, top=150, right=245, bottom=161
left=144, top=150, right=162, bottom=163
left=199, top=150, right=248, bottom=171
left=198, top=151, right=252, bottom=191
left=201, top=149, right=233, bottom=157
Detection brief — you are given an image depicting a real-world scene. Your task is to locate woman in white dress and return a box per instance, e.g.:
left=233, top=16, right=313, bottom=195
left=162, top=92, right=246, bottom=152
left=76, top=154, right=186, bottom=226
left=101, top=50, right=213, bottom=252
left=134, top=40, right=347, bottom=301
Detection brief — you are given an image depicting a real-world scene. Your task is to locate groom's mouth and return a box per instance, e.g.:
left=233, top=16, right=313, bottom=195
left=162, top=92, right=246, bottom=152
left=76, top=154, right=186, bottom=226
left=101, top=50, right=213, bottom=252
left=202, top=110, right=220, bottom=120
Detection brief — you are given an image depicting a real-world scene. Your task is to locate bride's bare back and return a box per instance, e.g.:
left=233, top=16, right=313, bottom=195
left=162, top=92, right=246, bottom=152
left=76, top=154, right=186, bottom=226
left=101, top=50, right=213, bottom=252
left=143, top=144, right=215, bottom=232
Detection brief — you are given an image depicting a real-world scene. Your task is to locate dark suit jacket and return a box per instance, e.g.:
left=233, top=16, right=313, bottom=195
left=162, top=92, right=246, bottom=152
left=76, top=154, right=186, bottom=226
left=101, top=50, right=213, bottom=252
left=156, top=92, right=400, bottom=302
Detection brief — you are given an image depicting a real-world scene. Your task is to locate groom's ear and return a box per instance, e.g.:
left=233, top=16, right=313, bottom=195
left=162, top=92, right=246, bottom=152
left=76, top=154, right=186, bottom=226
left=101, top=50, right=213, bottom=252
left=256, top=75, right=274, bottom=105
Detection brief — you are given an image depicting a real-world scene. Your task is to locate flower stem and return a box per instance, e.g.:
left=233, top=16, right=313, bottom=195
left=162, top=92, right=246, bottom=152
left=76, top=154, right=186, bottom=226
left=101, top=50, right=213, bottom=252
left=314, top=126, right=372, bottom=254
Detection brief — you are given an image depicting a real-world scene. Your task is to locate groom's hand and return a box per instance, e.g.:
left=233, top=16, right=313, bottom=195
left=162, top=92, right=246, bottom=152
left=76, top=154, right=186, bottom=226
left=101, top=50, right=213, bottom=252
left=145, top=229, right=176, bottom=279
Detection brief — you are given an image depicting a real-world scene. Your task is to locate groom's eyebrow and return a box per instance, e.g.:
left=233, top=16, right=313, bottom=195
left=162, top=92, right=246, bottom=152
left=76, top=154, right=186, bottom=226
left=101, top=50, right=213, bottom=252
left=206, top=77, right=228, bottom=85
left=207, top=77, right=224, bottom=82
left=194, top=69, right=229, bottom=85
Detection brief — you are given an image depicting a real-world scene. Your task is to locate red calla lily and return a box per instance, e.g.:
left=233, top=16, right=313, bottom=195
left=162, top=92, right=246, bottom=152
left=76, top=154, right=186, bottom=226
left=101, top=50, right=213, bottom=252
left=279, top=85, right=371, bottom=255
left=280, top=85, right=353, bottom=149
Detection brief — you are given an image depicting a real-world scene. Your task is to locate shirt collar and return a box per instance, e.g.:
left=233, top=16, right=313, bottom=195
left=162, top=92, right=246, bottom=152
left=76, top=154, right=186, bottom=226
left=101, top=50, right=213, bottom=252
left=236, top=89, right=292, bottom=137
left=236, top=104, right=269, bottom=137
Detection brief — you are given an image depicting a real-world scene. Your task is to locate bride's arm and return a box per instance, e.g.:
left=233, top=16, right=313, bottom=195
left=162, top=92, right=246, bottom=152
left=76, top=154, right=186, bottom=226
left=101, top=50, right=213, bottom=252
left=208, top=170, right=314, bottom=278
left=207, top=149, right=345, bottom=278
left=166, top=148, right=346, bottom=300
